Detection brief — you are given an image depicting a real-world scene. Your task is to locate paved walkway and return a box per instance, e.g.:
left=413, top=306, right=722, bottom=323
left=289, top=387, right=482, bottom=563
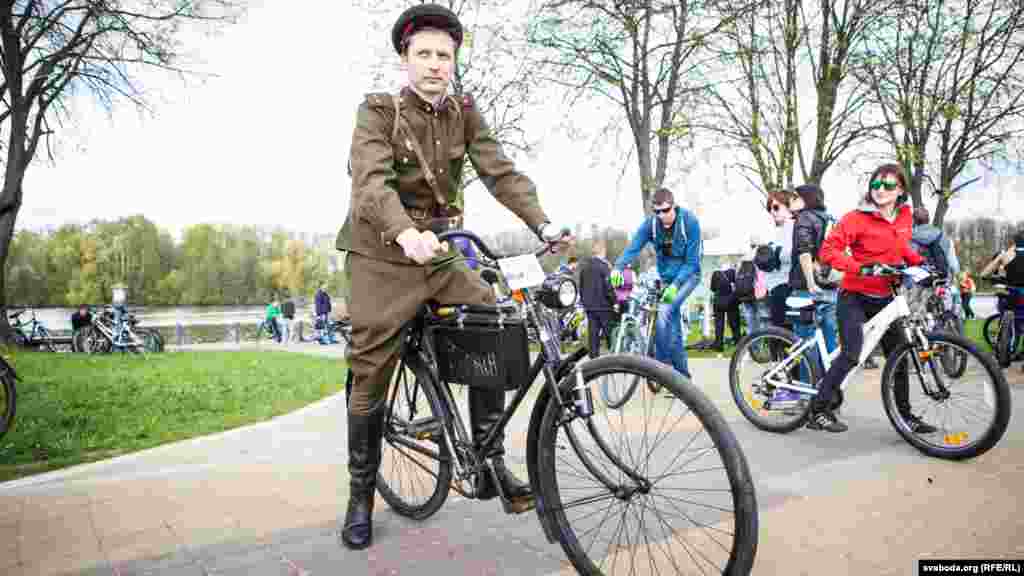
left=1, top=345, right=1022, bottom=575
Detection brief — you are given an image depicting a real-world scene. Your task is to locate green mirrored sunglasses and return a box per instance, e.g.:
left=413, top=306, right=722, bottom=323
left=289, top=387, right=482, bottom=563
left=870, top=179, right=900, bottom=191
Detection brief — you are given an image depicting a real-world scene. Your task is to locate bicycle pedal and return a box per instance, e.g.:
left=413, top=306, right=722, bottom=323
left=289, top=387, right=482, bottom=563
left=502, top=495, right=536, bottom=514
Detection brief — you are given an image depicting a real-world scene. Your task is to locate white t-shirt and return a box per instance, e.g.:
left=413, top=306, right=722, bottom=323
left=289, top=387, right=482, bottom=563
left=764, top=220, right=794, bottom=291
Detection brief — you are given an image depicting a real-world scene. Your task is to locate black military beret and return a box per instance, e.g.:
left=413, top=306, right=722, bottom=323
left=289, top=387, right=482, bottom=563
left=391, top=3, right=463, bottom=54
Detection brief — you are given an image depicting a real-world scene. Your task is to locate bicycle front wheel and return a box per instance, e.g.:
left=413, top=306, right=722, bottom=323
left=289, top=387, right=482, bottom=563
left=881, top=332, right=1011, bottom=460
left=0, top=365, right=15, bottom=440
left=996, top=311, right=1015, bottom=368
left=377, top=355, right=452, bottom=520
left=537, top=355, right=758, bottom=575
left=730, top=327, right=817, bottom=433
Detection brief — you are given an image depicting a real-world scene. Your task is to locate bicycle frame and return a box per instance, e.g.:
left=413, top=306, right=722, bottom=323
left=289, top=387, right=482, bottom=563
left=389, top=231, right=650, bottom=520
left=763, top=288, right=922, bottom=397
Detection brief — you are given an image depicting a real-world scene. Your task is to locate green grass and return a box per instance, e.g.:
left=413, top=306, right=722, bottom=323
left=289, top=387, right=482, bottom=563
left=0, top=349, right=346, bottom=482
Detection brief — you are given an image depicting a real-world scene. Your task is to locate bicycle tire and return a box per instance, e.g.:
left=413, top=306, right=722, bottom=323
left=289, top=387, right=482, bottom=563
left=982, top=313, right=1000, bottom=350
left=880, top=331, right=1011, bottom=460
left=996, top=311, right=1014, bottom=368
left=600, top=322, right=642, bottom=409
left=376, top=355, right=452, bottom=520
left=536, top=354, right=758, bottom=575
left=729, top=327, right=818, bottom=434
left=0, top=367, right=15, bottom=441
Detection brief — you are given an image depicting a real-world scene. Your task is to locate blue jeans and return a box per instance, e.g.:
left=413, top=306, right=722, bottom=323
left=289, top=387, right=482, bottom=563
left=790, top=290, right=838, bottom=380
left=654, top=275, right=700, bottom=379
left=741, top=300, right=769, bottom=335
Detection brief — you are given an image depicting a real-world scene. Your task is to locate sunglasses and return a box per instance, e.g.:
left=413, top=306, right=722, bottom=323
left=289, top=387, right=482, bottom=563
left=870, top=179, right=900, bottom=191
left=653, top=206, right=674, bottom=215
left=768, top=204, right=785, bottom=213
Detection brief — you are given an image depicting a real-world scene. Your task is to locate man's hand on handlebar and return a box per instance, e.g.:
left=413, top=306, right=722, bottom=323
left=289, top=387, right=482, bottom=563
left=538, top=222, right=574, bottom=252
left=396, top=228, right=447, bottom=265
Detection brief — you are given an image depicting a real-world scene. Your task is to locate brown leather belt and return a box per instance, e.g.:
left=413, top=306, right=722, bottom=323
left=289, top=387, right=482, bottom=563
left=407, top=206, right=463, bottom=235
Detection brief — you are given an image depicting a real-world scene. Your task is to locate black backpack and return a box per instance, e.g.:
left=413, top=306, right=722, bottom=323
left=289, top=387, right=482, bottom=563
left=914, top=232, right=950, bottom=279
left=734, top=261, right=757, bottom=301
left=753, top=244, right=781, bottom=272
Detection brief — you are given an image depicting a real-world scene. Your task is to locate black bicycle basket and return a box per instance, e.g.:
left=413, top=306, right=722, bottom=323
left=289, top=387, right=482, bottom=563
left=429, top=303, right=530, bottom=391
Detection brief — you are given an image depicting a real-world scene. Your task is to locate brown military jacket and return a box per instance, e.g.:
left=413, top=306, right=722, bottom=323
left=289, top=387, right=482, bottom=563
left=338, top=87, right=548, bottom=264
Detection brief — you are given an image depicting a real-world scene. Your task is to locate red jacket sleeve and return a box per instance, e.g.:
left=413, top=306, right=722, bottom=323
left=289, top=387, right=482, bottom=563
left=902, top=240, right=924, bottom=266
left=819, top=213, right=861, bottom=273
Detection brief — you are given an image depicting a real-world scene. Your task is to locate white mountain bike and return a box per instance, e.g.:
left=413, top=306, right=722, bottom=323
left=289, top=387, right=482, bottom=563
left=730, top=264, right=1010, bottom=460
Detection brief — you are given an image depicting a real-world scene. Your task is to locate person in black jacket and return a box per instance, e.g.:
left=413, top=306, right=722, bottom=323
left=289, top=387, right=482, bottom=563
left=710, top=267, right=741, bottom=350
left=579, top=241, right=616, bottom=358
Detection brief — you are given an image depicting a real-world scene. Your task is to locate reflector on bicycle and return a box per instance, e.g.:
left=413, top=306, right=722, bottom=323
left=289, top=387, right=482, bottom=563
left=498, top=254, right=546, bottom=290
left=943, top=432, right=968, bottom=446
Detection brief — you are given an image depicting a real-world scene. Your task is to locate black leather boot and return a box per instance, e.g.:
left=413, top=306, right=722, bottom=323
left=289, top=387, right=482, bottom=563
left=469, top=387, right=532, bottom=501
left=341, top=406, right=384, bottom=550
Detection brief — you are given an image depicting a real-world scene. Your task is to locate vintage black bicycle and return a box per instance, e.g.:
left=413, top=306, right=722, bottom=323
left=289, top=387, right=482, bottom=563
left=373, top=230, right=758, bottom=575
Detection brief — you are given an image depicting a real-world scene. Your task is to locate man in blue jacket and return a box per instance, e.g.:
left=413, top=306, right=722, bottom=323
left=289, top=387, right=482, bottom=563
left=610, top=187, right=702, bottom=379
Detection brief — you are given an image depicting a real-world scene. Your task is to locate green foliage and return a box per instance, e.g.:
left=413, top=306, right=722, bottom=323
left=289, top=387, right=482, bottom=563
left=6, top=216, right=345, bottom=306
left=0, top=350, right=345, bottom=481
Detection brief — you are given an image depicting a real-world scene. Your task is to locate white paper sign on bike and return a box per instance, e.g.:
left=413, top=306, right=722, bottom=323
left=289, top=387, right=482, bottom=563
left=498, top=254, right=547, bottom=290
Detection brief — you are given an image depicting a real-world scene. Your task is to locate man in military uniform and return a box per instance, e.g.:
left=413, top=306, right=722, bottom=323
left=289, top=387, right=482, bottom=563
left=337, top=4, right=567, bottom=551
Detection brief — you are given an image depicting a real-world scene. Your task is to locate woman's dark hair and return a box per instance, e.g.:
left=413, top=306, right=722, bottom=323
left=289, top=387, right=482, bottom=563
left=866, top=163, right=909, bottom=205
left=765, top=189, right=797, bottom=213
left=794, top=184, right=825, bottom=211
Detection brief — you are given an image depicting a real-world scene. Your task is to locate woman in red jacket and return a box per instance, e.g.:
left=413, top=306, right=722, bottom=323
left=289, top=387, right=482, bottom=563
left=812, top=163, right=936, bottom=434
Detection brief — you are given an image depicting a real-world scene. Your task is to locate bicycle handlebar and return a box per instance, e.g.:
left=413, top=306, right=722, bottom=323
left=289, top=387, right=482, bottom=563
left=437, top=229, right=564, bottom=262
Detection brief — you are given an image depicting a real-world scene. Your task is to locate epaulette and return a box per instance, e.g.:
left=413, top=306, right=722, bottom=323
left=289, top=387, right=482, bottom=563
left=365, top=92, right=395, bottom=109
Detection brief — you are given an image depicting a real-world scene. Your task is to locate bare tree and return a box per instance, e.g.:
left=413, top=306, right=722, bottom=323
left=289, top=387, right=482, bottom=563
left=0, top=0, right=242, bottom=341
left=527, top=0, right=761, bottom=215
left=856, top=0, right=1024, bottom=225
left=701, top=0, right=885, bottom=196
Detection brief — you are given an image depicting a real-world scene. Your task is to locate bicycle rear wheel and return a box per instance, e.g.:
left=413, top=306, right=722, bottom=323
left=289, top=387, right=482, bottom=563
left=537, top=355, right=758, bottom=575
left=730, top=327, right=817, bottom=433
left=982, top=313, right=1000, bottom=351
left=377, top=355, right=452, bottom=520
left=937, top=313, right=967, bottom=377
left=0, top=366, right=14, bottom=440
left=881, top=332, right=1011, bottom=460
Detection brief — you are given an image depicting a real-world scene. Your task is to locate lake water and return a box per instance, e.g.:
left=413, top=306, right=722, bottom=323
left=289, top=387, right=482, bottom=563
left=14, top=304, right=325, bottom=332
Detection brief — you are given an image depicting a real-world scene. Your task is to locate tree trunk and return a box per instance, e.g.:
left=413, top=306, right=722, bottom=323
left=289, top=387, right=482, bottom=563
left=0, top=182, right=23, bottom=343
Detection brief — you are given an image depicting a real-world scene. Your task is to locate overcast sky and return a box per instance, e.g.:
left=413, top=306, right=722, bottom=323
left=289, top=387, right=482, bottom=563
left=17, top=1, right=1024, bottom=248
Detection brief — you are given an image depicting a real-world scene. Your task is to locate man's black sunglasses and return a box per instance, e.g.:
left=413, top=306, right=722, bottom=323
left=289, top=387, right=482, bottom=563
left=653, top=206, right=674, bottom=215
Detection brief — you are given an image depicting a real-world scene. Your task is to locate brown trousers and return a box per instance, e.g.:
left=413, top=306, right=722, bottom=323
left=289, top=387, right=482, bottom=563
left=347, top=251, right=494, bottom=415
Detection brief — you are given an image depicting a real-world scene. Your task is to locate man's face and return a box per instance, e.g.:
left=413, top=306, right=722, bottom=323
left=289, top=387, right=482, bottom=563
left=652, top=201, right=676, bottom=227
left=402, top=29, right=456, bottom=100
